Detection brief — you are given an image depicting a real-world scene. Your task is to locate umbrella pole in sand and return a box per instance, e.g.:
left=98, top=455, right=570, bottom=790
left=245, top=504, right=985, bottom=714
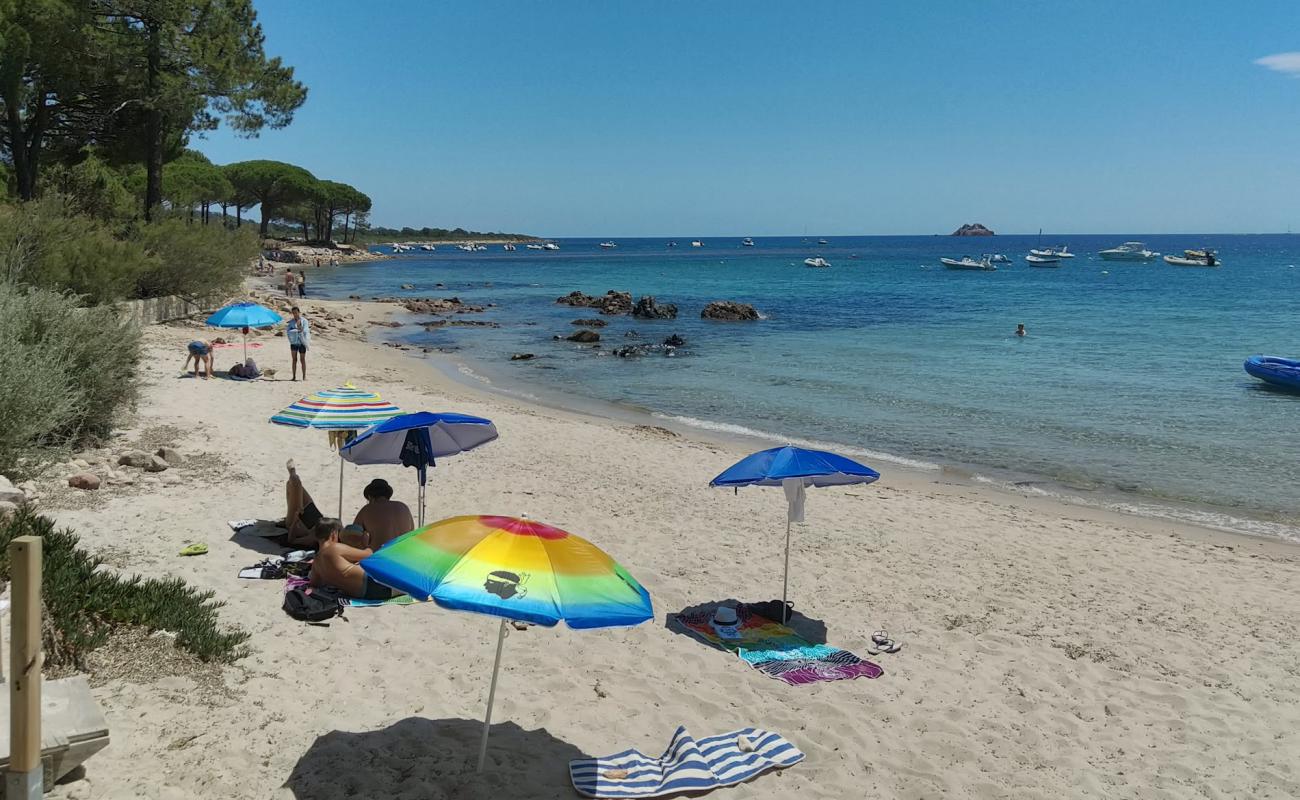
left=337, top=454, right=345, bottom=518
left=476, top=619, right=508, bottom=772
left=417, top=479, right=426, bottom=528
left=781, top=516, right=792, bottom=624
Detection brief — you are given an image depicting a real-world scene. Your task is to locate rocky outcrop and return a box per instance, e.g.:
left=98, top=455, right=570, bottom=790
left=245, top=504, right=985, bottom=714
left=421, top=319, right=500, bottom=329
left=571, top=318, right=608, bottom=327
left=631, top=296, right=678, bottom=319
left=0, top=475, right=23, bottom=505
left=565, top=330, right=600, bottom=343
left=155, top=447, right=185, bottom=467
left=663, top=333, right=686, bottom=347
left=510, top=353, right=535, bottom=361
left=556, top=290, right=633, bottom=315
left=374, top=296, right=487, bottom=315
left=951, top=223, right=995, bottom=236
left=701, top=300, right=760, bottom=321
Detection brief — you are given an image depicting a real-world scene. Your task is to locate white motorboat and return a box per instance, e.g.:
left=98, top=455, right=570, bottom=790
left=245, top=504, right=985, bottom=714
left=990, top=254, right=1010, bottom=263
left=419, top=244, right=436, bottom=251
left=1029, top=245, right=1074, bottom=259
left=667, top=241, right=678, bottom=247
left=804, top=257, right=831, bottom=268
left=1164, top=249, right=1220, bottom=267
left=1098, top=241, right=1159, bottom=261
left=503, top=243, right=516, bottom=251
left=599, top=241, right=617, bottom=249
left=525, top=243, right=544, bottom=250
left=941, top=256, right=996, bottom=271
left=691, top=240, right=704, bottom=247
left=474, top=244, right=488, bottom=251
left=741, top=238, right=755, bottom=247
left=817, top=239, right=829, bottom=245
left=457, top=243, right=474, bottom=252
left=1025, top=254, right=1061, bottom=267
left=542, top=242, right=560, bottom=250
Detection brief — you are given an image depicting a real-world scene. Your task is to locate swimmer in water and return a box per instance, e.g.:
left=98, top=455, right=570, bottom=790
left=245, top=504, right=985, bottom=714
left=1016, top=323, right=1026, bottom=337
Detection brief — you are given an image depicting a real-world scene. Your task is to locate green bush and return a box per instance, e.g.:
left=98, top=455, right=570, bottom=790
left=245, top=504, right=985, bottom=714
left=0, top=510, right=249, bottom=668
left=133, top=217, right=258, bottom=300
left=0, top=284, right=141, bottom=476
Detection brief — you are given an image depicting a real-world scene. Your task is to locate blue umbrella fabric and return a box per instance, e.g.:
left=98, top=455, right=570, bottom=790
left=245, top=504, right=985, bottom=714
left=340, top=412, right=499, bottom=525
left=205, top=302, right=283, bottom=361
left=710, top=446, right=880, bottom=620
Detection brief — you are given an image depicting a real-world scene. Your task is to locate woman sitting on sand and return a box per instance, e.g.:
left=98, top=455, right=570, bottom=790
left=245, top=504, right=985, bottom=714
left=309, top=518, right=399, bottom=600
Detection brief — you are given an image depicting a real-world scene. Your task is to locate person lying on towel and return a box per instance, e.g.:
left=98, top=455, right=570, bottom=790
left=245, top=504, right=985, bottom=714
left=309, top=518, right=401, bottom=601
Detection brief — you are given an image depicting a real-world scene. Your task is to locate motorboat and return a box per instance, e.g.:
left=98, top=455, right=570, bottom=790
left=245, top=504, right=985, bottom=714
left=1098, top=242, right=1159, bottom=261
left=525, top=243, right=544, bottom=250
left=941, top=256, right=996, bottom=271
left=1029, top=245, right=1074, bottom=259
left=503, top=243, right=516, bottom=251
left=457, top=243, right=475, bottom=252
left=599, top=241, right=617, bottom=249
left=667, top=241, right=678, bottom=247
left=990, top=254, right=1010, bottom=263
left=691, top=240, right=704, bottom=247
left=804, top=257, right=831, bottom=268
left=741, top=238, right=755, bottom=247
left=1164, top=249, right=1219, bottom=267
left=1244, top=355, right=1300, bottom=391
left=419, top=244, right=436, bottom=251
left=542, top=242, right=560, bottom=250
left=1026, top=254, right=1061, bottom=267
left=474, top=244, right=488, bottom=251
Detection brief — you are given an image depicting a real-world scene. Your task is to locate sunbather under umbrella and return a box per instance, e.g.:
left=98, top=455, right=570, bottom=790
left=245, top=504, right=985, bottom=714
left=359, top=514, right=653, bottom=772
left=710, top=446, right=880, bottom=622
left=269, top=384, right=401, bottom=516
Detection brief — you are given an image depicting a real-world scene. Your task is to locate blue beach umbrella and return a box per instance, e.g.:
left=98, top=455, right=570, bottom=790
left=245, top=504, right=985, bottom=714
left=205, top=301, right=283, bottom=361
left=340, top=411, right=499, bottom=525
left=710, top=446, right=880, bottom=620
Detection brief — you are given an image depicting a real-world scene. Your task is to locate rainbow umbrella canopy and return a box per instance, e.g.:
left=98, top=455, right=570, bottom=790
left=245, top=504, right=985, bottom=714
left=270, top=384, right=402, bottom=515
left=360, top=515, right=653, bottom=771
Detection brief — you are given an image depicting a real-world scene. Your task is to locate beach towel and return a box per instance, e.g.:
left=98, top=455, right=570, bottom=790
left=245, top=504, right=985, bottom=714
left=212, top=342, right=264, bottom=350
left=343, top=593, right=421, bottom=608
left=227, top=519, right=258, bottom=532
left=675, top=604, right=882, bottom=685
left=569, top=726, right=804, bottom=799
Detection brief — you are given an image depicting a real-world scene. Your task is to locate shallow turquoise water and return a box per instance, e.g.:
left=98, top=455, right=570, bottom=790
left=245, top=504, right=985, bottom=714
left=305, top=235, right=1300, bottom=539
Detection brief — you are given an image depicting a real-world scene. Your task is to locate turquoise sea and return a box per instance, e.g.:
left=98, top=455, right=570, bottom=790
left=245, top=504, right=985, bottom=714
left=304, top=235, right=1300, bottom=541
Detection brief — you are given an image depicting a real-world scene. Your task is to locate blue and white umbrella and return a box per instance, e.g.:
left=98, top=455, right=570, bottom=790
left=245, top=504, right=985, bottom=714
left=710, top=445, right=880, bottom=620
left=340, top=411, right=498, bottom=525
left=205, top=302, right=283, bottom=361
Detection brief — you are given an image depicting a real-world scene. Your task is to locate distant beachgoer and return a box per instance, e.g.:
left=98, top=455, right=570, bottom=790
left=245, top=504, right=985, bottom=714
left=1016, top=323, right=1027, bottom=337
left=185, top=340, right=214, bottom=379
left=352, top=478, right=415, bottom=550
left=330, top=254, right=338, bottom=267
left=297, top=270, right=306, bottom=298
left=287, top=306, right=310, bottom=381
left=282, top=268, right=295, bottom=298
left=315, top=257, right=321, bottom=268
left=309, top=517, right=398, bottom=600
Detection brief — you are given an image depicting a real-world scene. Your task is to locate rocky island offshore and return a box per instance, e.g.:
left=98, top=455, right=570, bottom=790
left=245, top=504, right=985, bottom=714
left=951, top=223, right=995, bottom=236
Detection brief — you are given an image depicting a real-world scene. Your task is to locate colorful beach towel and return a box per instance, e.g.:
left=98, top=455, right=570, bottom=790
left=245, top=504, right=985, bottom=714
left=343, top=593, right=420, bottom=608
left=570, top=726, right=803, bottom=799
left=675, top=604, right=882, bottom=685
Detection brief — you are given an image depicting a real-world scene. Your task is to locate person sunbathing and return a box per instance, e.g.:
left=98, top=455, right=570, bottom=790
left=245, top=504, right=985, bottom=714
left=284, top=459, right=324, bottom=547
left=353, top=478, right=415, bottom=550
left=308, top=518, right=398, bottom=600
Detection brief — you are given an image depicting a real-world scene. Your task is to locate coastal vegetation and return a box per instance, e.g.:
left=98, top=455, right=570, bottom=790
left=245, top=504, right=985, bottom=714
left=355, top=224, right=537, bottom=243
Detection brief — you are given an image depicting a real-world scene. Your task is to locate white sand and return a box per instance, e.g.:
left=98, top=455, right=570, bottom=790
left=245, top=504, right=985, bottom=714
left=32, top=295, right=1300, bottom=799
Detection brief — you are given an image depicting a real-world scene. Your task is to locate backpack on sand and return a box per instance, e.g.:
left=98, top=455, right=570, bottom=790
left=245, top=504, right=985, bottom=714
left=282, top=585, right=345, bottom=622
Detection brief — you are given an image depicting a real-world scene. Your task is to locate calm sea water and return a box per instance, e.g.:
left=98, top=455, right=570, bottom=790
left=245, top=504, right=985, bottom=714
left=305, top=235, right=1300, bottom=540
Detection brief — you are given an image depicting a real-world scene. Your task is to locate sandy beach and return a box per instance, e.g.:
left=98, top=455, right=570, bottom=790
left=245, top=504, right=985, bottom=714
left=25, top=291, right=1300, bottom=800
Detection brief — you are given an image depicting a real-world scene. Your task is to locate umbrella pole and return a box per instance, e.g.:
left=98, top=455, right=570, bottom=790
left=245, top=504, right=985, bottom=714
left=337, top=454, right=344, bottom=519
left=242, top=331, right=248, bottom=363
left=418, top=480, right=426, bottom=528
left=477, top=619, right=508, bottom=772
left=781, top=517, right=792, bottom=624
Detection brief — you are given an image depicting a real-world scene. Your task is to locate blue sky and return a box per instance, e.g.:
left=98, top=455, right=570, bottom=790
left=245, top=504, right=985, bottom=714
left=197, top=1, right=1300, bottom=236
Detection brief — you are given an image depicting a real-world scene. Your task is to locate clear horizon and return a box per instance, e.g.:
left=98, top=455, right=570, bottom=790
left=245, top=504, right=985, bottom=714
left=196, top=1, right=1300, bottom=237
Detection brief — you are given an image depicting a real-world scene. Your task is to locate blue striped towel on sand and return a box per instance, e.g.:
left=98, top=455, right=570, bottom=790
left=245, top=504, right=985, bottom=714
left=569, top=726, right=804, bottom=798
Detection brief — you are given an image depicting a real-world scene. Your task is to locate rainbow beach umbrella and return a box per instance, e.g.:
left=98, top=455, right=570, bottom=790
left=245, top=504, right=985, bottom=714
left=360, top=515, right=653, bottom=771
left=270, top=384, right=401, bottom=515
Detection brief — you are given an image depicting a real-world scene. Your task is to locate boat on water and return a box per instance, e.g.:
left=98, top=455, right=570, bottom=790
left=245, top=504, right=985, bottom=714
left=941, top=256, right=996, bottom=271
left=1099, top=241, right=1159, bottom=261
left=502, top=243, right=516, bottom=251
left=1029, top=245, right=1074, bottom=259
left=1025, top=254, right=1061, bottom=266
left=542, top=242, right=560, bottom=250
left=741, top=238, right=755, bottom=247
left=457, top=243, right=475, bottom=252
left=1164, top=249, right=1219, bottom=267
left=667, top=241, right=678, bottom=248
left=419, top=244, right=436, bottom=251
left=990, top=254, right=1010, bottom=263
left=525, top=243, right=544, bottom=250
left=817, top=239, right=829, bottom=245
left=691, top=240, right=704, bottom=247
left=1244, top=355, right=1300, bottom=391
left=599, top=241, right=618, bottom=249
left=804, top=257, right=831, bottom=268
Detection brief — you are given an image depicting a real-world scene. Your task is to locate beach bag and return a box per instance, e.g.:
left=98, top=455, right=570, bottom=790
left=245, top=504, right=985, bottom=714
left=283, top=586, right=345, bottom=622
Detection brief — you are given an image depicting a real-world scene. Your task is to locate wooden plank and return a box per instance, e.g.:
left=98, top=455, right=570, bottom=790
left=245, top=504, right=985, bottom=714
left=8, top=535, right=42, bottom=776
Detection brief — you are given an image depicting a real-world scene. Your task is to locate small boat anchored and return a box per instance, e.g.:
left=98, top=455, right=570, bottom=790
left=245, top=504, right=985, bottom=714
left=1029, top=245, right=1074, bottom=259
left=419, top=244, right=436, bottom=251
left=1164, top=249, right=1219, bottom=267
left=990, top=254, right=1010, bottom=263
left=691, top=240, right=704, bottom=247
left=502, top=243, right=516, bottom=251
left=1025, top=254, right=1061, bottom=267
left=741, top=238, right=755, bottom=247
left=1244, top=355, right=1300, bottom=392
left=542, top=242, right=560, bottom=250
left=1099, top=242, right=1159, bottom=261
left=599, top=241, right=618, bottom=249
left=804, top=257, right=831, bottom=268
left=941, top=256, right=997, bottom=271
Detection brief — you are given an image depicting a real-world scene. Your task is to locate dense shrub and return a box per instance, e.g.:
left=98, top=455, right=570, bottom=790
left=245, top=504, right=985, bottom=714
left=0, top=284, right=141, bottom=476
left=0, top=510, right=250, bottom=669
left=133, top=217, right=258, bottom=299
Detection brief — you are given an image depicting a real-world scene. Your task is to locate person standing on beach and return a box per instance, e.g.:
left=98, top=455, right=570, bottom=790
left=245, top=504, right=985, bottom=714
left=283, top=268, right=295, bottom=298
left=297, top=270, right=306, bottom=298
left=287, top=306, right=311, bottom=381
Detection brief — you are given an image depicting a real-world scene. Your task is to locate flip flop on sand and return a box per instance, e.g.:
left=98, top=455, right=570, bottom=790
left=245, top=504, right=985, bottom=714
left=872, top=630, right=890, bottom=646
left=179, top=543, right=208, bottom=557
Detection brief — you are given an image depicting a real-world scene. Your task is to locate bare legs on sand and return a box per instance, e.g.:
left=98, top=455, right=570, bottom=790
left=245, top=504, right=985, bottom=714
left=285, top=460, right=316, bottom=547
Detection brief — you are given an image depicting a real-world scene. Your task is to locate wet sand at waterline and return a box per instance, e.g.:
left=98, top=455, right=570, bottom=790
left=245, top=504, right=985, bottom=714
left=26, top=293, right=1300, bottom=799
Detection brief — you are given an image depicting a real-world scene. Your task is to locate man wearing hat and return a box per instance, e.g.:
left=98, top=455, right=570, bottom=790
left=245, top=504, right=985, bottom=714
left=352, top=478, right=415, bottom=550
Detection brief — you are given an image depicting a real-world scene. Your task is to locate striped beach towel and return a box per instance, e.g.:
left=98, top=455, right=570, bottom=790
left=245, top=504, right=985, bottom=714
left=569, top=726, right=803, bottom=798
left=675, top=604, right=882, bottom=685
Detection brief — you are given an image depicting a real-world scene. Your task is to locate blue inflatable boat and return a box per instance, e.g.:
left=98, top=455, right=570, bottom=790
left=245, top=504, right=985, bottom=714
left=1244, top=355, right=1300, bottom=391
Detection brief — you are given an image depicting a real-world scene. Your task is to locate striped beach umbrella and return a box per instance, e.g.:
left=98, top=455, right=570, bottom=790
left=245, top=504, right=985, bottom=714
left=360, top=515, right=653, bottom=771
left=270, top=384, right=402, bottom=515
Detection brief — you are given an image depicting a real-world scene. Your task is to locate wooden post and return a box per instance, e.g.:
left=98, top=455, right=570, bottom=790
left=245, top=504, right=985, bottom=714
left=6, top=535, right=43, bottom=798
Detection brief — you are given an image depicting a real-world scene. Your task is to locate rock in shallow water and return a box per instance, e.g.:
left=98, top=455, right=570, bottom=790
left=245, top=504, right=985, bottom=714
left=701, top=300, right=760, bottom=320
left=631, top=295, right=678, bottom=319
